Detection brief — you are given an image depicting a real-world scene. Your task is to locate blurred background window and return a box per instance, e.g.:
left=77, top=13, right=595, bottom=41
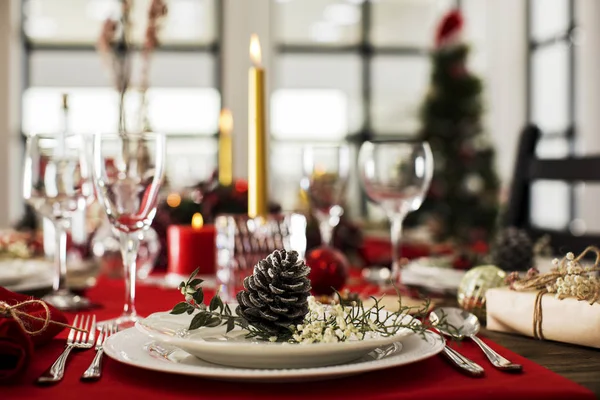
left=21, top=0, right=222, bottom=189
left=527, top=0, right=576, bottom=232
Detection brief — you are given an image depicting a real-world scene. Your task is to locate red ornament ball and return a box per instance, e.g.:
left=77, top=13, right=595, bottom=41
left=306, top=246, right=350, bottom=295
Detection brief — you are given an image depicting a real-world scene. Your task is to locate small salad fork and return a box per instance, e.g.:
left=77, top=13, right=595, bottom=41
left=81, top=323, right=118, bottom=381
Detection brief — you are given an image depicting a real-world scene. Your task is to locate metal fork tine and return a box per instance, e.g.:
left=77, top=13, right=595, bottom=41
left=67, top=315, right=79, bottom=345
left=87, top=315, right=97, bottom=345
left=77, top=315, right=89, bottom=344
left=97, top=325, right=106, bottom=346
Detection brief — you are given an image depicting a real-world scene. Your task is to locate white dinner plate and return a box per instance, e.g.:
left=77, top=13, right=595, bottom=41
left=0, top=258, right=52, bottom=286
left=104, top=327, right=445, bottom=382
left=136, top=310, right=418, bottom=369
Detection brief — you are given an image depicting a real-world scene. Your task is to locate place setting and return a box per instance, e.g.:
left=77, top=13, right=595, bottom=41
left=1, top=1, right=600, bottom=399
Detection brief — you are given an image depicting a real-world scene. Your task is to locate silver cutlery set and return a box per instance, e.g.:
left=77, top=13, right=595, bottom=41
left=37, top=315, right=117, bottom=384
left=430, top=307, right=523, bottom=377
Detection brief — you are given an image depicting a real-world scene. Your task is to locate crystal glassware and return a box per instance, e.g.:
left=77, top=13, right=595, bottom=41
left=215, top=213, right=307, bottom=303
left=358, top=140, right=433, bottom=282
left=300, top=144, right=350, bottom=247
left=92, top=132, right=166, bottom=328
left=22, top=133, right=94, bottom=310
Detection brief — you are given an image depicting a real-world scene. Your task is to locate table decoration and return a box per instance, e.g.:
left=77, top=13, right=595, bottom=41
left=491, top=227, right=534, bottom=272
left=218, top=109, right=233, bottom=187
left=306, top=246, right=349, bottom=295
left=0, top=287, right=75, bottom=381
left=167, top=213, right=216, bottom=276
left=487, top=247, right=600, bottom=347
left=458, top=265, right=506, bottom=321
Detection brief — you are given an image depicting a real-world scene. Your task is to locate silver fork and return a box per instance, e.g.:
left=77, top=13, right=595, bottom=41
left=81, top=323, right=117, bottom=381
left=37, top=314, right=96, bottom=384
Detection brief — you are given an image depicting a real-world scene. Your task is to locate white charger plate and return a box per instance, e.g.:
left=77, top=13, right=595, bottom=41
left=104, top=327, right=445, bottom=382
left=135, top=310, right=418, bottom=369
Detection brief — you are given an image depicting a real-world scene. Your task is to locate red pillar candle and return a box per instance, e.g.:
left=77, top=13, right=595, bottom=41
left=167, top=213, right=216, bottom=276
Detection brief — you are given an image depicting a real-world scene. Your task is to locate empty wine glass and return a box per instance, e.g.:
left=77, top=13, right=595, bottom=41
left=301, top=145, right=350, bottom=247
left=92, top=132, right=166, bottom=329
left=358, top=141, right=433, bottom=282
left=23, top=133, right=93, bottom=310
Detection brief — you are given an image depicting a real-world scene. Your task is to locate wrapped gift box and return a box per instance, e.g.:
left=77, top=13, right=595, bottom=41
left=486, top=287, right=600, bottom=349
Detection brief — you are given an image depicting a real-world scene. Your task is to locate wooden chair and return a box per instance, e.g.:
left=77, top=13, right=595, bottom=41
left=504, top=124, right=600, bottom=255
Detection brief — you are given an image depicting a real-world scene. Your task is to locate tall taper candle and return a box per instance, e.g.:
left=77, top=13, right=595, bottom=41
left=218, top=109, right=233, bottom=186
left=248, top=34, right=267, bottom=218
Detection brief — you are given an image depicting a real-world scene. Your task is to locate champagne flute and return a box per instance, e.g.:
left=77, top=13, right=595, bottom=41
left=23, top=133, right=93, bottom=310
left=301, top=145, right=350, bottom=247
left=358, top=141, right=433, bottom=282
left=92, top=132, right=166, bottom=329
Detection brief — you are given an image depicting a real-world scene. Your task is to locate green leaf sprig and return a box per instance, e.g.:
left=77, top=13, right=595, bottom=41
left=170, top=268, right=459, bottom=342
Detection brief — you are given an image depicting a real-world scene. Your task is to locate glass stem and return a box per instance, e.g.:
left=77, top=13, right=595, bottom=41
left=390, top=214, right=404, bottom=282
left=119, top=231, right=140, bottom=318
left=318, top=217, right=334, bottom=247
left=53, top=219, right=70, bottom=293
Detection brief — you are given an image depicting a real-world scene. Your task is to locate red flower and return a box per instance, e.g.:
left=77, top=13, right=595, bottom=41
left=435, top=10, right=463, bottom=47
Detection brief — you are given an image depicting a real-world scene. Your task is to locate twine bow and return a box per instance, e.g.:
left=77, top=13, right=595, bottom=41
left=0, top=300, right=86, bottom=335
left=508, top=246, right=600, bottom=340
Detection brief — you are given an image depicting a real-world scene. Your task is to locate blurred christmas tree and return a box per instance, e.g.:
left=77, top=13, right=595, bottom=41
left=407, top=10, right=500, bottom=244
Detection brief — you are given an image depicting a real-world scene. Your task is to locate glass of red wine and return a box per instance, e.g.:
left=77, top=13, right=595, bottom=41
left=92, top=132, right=166, bottom=329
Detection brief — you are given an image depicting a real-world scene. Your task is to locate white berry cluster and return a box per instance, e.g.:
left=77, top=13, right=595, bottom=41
left=546, top=252, right=600, bottom=303
left=287, top=296, right=380, bottom=344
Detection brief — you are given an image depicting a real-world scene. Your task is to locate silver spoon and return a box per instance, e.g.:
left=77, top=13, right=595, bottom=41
left=430, top=307, right=523, bottom=372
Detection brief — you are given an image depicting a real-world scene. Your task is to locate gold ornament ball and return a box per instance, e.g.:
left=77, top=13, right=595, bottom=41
left=457, top=265, right=507, bottom=322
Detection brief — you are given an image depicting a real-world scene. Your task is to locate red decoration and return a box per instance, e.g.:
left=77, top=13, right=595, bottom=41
left=435, top=9, right=463, bottom=47
left=167, top=224, right=216, bottom=276
left=306, top=246, right=349, bottom=295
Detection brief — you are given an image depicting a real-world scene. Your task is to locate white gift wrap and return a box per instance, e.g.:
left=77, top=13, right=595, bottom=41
left=486, top=287, right=600, bottom=349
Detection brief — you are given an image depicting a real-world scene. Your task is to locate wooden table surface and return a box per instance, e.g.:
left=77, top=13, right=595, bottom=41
left=482, top=328, right=600, bottom=397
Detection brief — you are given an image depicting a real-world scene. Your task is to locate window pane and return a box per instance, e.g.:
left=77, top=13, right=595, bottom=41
left=270, top=143, right=304, bottom=212
left=535, top=136, right=570, bottom=159
left=575, top=183, right=600, bottom=235
left=275, top=54, right=363, bottom=133
left=167, top=137, right=217, bottom=189
left=530, top=180, right=570, bottom=230
left=370, top=0, right=454, bottom=48
left=371, top=55, right=430, bottom=134
left=271, top=89, right=348, bottom=140
left=30, top=50, right=215, bottom=88
left=530, top=0, right=569, bottom=42
left=23, top=87, right=220, bottom=135
left=531, top=42, right=569, bottom=133
left=274, top=0, right=361, bottom=46
left=24, top=0, right=217, bottom=46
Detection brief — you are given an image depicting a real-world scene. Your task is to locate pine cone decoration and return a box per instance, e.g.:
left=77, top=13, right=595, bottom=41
left=236, top=250, right=311, bottom=336
left=491, top=227, right=534, bottom=271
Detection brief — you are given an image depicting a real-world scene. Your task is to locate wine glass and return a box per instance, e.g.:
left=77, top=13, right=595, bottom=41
left=358, top=140, right=433, bottom=282
left=23, top=133, right=93, bottom=310
left=92, top=132, right=166, bottom=329
left=300, top=144, right=350, bottom=247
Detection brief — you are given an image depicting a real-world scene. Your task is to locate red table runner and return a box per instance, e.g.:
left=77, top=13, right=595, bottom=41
left=2, top=277, right=595, bottom=400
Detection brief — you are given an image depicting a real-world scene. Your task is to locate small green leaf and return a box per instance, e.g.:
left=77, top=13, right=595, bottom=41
left=170, top=302, right=189, bottom=315
left=186, top=268, right=200, bottom=284
left=186, top=304, right=195, bottom=315
left=226, top=318, right=235, bottom=333
left=209, top=295, right=221, bottom=311
left=189, top=311, right=210, bottom=330
left=178, top=282, right=185, bottom=289
left=192, top=289, right=204, bottom=304
left=205, top=316, right=222, bottom=327
left=224, top=304, right=232, bottom=316
left=188, top=278, right=204, bottom=288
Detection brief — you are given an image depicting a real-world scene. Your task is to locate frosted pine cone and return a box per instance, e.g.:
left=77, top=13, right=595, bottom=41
left=236, top=249, right=311, bottom=336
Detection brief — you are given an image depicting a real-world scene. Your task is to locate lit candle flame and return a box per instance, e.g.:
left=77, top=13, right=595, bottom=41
left=191, top=213, right=204, bottom=229
left=249, top=34, right=262, bottom=68
left=219, top=109, right=233, bottom=136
